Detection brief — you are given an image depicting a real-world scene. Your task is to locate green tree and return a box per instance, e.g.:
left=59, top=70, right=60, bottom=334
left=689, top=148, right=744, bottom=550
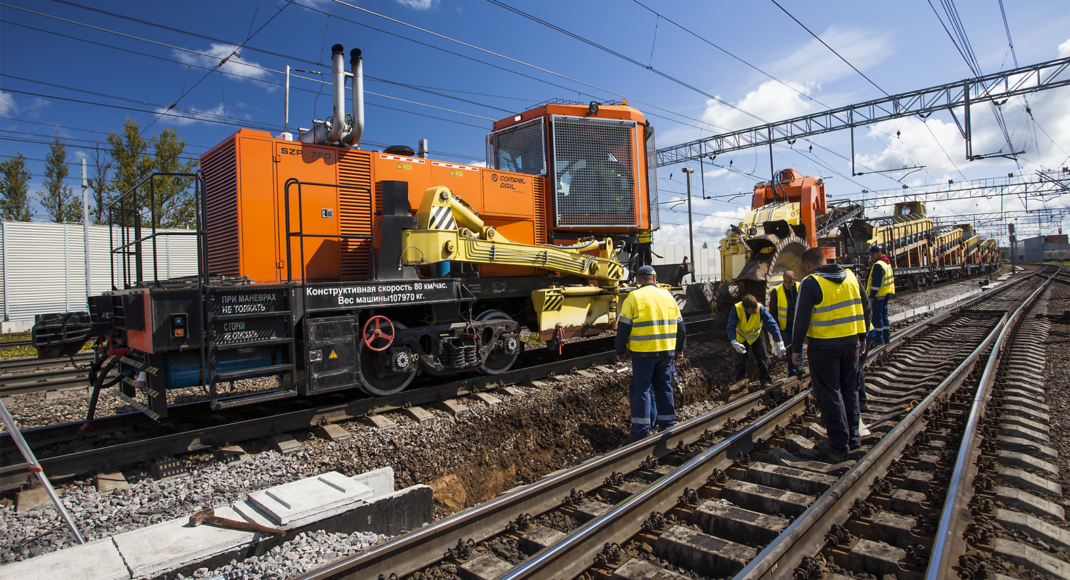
left=150, top=127, right=198, bottom=229
left=107, top=118, right=153, bottom=214
left=0, top=153, right=34, bottom=221
left=701, top=241, right=709, bottom=249
left=87, top=134, right=113, bottom=225
left=38, top=135, right=81, bottom=223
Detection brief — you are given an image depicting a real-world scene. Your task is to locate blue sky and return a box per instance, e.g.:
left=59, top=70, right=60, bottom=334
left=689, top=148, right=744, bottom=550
left=2, top=0, right=1068, bottom=249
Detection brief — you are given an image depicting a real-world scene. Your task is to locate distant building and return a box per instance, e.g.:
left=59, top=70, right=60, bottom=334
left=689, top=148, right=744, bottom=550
left=1022, top=234, right=1068, bottom=262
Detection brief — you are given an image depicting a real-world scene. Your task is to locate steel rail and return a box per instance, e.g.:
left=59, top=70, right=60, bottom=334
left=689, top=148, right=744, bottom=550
left=294, top=382, right=804, bottom=580
left=0, top=367, right=90, bottom=396
left=925, top=268, right=1056, bottom=580
left=0, top=352, right=92, bottom=373
left=734, top=313, right=1014, bottom=580
left=498, top=389, right=812, bottom=580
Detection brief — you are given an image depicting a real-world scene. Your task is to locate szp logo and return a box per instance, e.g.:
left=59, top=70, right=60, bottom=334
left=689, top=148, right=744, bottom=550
left=491, top=174, right=499, bottom=182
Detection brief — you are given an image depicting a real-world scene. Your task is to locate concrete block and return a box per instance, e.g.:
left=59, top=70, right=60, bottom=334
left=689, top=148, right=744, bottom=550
left=997, top=466, right=1062, bottom=497
left=362, top=414, right=396, bottom=431
left=435, top=399, right=469, bottom=415
left=213, top=445, right=251, bottom=465
left=1000, top=424, right=1049, bottom=444
left=458, top=553, right=514, bottom=580
left=112, top=506, right=256, bottom=579
left=526, top=380, right=552, bottom=389
left=720, top=480, right=815, bottom=518
left=95, top=472, right=130, bottom=492
left=998, top=450, right=1059, bottom=476
left=845, top=538, right=905, bottom=577
left=1000, top=404, right=1048, bottom=422
left=501, top=386, right=525, bottom=397
left=764, top=447, right=840, bottom=474
left=692, top=501, right=789, bottom=544
left=16, top=485, right=51, bottom=512
left=995, top=486, right=1064, bottom=520
left=472, top=392, right=502, bottom=406
left=0, top=538, right=129, bottom=580
left=781, top=434, right=816, bottom=454
left=271, top=433, right=304, bottom=454
left=889, top=489, right=927, bottom=516
left=993, top=537, right=1070, bottom=579
left=352, top=466, right=395, bottom=499
left=744, top=462, right=837, bottom=496
left=314, top=423, right=353, bottom=441
left=613, top=558, right=689, bottom=580
left=518, top=526, right=566, bottom=555
left=249, top=471, right=374, bottom=525
left=45, top=391, right=64, bottom=400
left=999, top=414, right=1050, bottom=434
left=573, top=499, right=612, bottom=523
left=404, top=406, right=436, bottom=423
left=995, top=508, right=1070, bottom=551
left=654, top=525, right=757, bottom=576
left=1000, top=436, right=1057, bottom=461
left=898, top=470, right=934, bottom=493
left=609, top=481, right=649, bottom=503
left=858, top=511, right=920, bottom=550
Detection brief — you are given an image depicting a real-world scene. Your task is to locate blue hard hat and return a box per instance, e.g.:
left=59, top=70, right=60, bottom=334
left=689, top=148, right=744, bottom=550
left=638, top=265, right=656, bottom=275
left=868, top=245, right=883, bottom=254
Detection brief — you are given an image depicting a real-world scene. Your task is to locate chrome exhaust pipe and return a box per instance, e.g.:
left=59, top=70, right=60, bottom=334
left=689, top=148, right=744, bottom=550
left=326, top=44, right=347, bottom=144
left=347, top=48, right=364, bottom=147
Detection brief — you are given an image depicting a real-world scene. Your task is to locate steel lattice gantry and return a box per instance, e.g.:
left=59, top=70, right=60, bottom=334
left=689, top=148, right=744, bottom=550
left=655, top=57, right=1070, bottom=167
left=862, top=170, right=1070, bottom=208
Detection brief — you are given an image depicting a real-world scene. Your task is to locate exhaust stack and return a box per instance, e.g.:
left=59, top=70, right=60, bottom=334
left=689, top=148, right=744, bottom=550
left=347, top=48, right=364, bottom=147
left=326, top=44, right=347, bottom=144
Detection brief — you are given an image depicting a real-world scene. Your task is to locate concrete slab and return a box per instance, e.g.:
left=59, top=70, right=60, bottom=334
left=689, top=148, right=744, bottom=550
left=526, top=380, right=552, bottom=389
left=501, top=386, right=525, bottom=397
left=573, top=499, right=612, bottom=523
left=16, top=485, right=51, bottom=512
left=1000, top=435, right=1058, bottom=461
left=613, top=558, right=689, bottom=580
left=889, top=489, right=927, bottom=516
left=845, top=538, right=905, bottom=577
left=112, top=506, right=257, bottom=579
left=472, top=392, right=502, bottom=406
left=95, top=472, right=130, bottom=492
left=249, top=471, right=374, bottom=525
left=314, top=423, right=353, bottom=441
left=997, top=466, right=1062, bottom=497
left=518, top=526, right=567, bottom=555
left=458, top=553, right=514, bottom=580
left=352, top=466, right=395, bottom=499
left=744, top=462, right=837, bottom=496
left=995, top=486, right=1064, bottom=520
left=358, top=413, right=394, bottom=430
left=1000, top=405, right=1048, bottom=422
left=404, top=406, right=436, bottom=423
left=999, top=450, right=1059, bottom=476
left=609, top=481, right=649, bottom=503
left=271, top=433, right=305, bottom=454
left=993, top=537, right=1070, bottom=579
left=654, top=524, right=757, bottom=576
left=899, top=470, right=934, bottom=493
left=435, top=399, right=469, bottom=415
left=720, top=480, right=815, bottom=517
left=692, top=501, right=789, bottom=544
left=856, top=511, right=919, bottom=550
left=1000, top=424, right=1049, bottom=444
left=764, top=447, right=842, bottom=474
left=1003, top=396, right=1048, bottom=413
left=213, top=445, right=251, bottom=465
left=995, top=509, right=1070, bottom=551
left=0, top=538, right=129, bottom=580
left=1000, top=414, right=1050, bottom=434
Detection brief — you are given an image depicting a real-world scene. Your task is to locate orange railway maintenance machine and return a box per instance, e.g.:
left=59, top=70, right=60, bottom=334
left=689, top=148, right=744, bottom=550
left=31, top=44, right=662, bottom=421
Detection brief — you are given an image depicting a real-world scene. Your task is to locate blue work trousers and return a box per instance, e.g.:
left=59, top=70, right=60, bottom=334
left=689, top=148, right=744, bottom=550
left=807, top=344, right=861, bottom=452
left=629, top=354, right=675, bottom=438
left=870, top=297, right=890, bottom=343
left=782, top=328, right=802, bottom=376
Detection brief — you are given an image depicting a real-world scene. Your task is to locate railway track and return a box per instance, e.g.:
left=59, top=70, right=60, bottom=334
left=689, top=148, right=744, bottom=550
left=0, top=338, right=32, bottom=351
left=293, top=268, right=1057, bottom=580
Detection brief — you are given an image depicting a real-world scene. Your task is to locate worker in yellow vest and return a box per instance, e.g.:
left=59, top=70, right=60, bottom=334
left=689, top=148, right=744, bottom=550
left=636, top=230, right=663, bottom=270
left=867, top=245, right=895, bottom=345
left=769, top=270, right=800, bottom=377
left=616, top=265, right=687, bottom=439
left=727, top=294, right=784, bottom=389
left=791, top=247, right=872, bottom=463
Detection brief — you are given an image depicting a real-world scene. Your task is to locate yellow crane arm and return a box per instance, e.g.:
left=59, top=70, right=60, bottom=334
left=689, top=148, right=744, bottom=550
left=401, top=186, right=624, bottom=283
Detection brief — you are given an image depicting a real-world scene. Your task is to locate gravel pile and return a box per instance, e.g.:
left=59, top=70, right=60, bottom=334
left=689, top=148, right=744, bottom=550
left=179, top=529, right=385, bottom=580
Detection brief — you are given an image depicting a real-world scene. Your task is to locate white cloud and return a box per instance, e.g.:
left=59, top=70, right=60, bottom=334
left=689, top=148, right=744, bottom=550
left=1059, top=38, right=1070, bottom=58
left=175, top=44, right=272, bottom=83
left=767, top=25, right=892, bottom=86
left=393, top=0, right=438, bottom=9
left=701, top=79, right=816, bottom=133
left=72, top=151, right=87, bottom=161
left=0, top=92, right=17, bottom=116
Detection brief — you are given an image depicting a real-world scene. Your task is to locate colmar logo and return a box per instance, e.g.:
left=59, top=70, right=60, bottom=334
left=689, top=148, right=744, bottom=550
left=491, top=174, right=498, bottom=182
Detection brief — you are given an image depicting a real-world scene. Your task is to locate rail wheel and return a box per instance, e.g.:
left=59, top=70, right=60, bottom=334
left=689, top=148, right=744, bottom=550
left=359, top=320, right=416, bottom=396
left=476, top=310, right=520, bottom=375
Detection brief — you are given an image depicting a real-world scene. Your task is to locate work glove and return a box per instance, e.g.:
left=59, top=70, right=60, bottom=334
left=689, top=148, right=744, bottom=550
left=776, top=341, right=786, bottom=357
left=731, top=340, right=747, bottom=354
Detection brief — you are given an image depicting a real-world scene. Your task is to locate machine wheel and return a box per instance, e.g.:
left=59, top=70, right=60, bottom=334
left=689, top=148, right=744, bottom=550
left=359, top=321, right=416, bottom=396
left=476, top=310, right=520, bottom=375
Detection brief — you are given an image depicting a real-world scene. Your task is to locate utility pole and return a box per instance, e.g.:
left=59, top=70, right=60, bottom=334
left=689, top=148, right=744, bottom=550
left=681, top=168, right=696, bottom=283
left=82, top=158, right=91, bottom=299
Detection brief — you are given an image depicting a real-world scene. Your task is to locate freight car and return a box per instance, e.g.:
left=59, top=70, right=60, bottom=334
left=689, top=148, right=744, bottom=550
left=31, top=45, right=660, bottom=422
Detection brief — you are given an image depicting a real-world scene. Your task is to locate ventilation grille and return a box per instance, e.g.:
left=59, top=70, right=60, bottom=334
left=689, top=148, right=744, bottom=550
left=486, top=118, right=546, bottom=175
left=551, top=115, right=639, bottom=228
left=533, top=177, right=547, bottom=245
left=201, top=140, right=239, bottom=277
left=645, top=128, right=659, bottom=231
left=338, top=151, right=374, bottom=280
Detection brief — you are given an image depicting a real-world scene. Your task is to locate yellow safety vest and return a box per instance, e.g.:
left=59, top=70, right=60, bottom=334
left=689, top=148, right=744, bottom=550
left=621, top=284, right=680, bottom=353
left=773, top=284, right=795, bottom=330
left=806, top=270, right=867, bottom=340
left=868, top=260, right=895, bottom=297
left=637, top=231, right=653, bottom=244
left=734, top=302, right=764, bottom=345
